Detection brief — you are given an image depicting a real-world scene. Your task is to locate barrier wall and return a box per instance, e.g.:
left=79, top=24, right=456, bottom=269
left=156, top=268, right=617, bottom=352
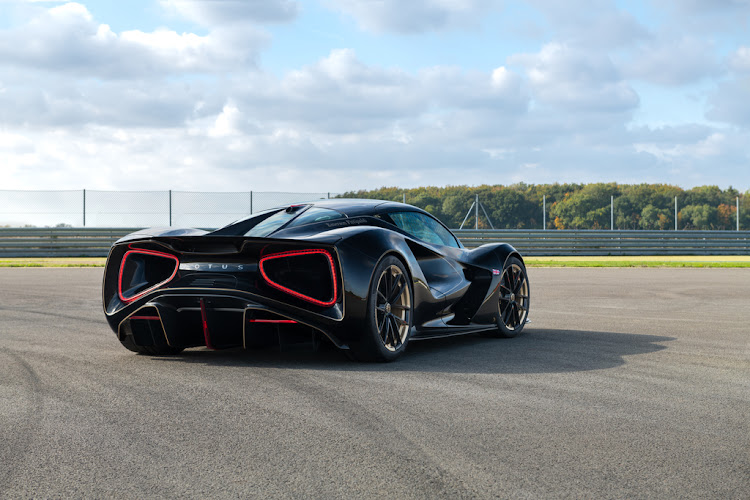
left=1, top=228, right=748, bottom=257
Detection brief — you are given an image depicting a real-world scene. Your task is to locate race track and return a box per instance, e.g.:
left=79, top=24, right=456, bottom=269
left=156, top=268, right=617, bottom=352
left=0, top=268, right=748, bottom=498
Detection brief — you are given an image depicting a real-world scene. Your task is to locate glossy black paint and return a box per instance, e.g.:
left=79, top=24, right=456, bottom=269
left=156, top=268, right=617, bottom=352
left=102, top=199, right=525, bottom=353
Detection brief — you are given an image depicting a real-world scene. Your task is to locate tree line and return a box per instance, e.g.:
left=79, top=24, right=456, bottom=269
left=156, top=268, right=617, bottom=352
left=339, top=183, right=749, bottom=230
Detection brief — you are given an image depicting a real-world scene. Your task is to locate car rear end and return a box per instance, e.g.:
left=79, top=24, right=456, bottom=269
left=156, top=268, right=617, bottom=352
left=102, top=235, right=345, bottom=353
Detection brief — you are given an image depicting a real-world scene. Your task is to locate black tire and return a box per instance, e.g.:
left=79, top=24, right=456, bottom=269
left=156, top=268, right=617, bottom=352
left=491, top=256, right=530, bottom=338
left=119, top=335, right=184, bottom=355
left=350, top=255, right=413, bottom=362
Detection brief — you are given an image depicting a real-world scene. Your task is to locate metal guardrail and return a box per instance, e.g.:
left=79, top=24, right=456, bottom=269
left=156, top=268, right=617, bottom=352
left=0, top=228, right=749, bottom=257
left=453, top=229, right=750, bottom=255
left=0, top=228, right=131, bottom=258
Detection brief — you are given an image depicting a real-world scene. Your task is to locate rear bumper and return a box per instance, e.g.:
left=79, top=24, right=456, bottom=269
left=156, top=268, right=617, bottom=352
left=112, top=291, right=348, bottom=351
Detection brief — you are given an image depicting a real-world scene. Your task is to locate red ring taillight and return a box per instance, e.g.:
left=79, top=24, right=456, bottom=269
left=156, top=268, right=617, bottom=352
left=258, top=249, right=337, bottom=307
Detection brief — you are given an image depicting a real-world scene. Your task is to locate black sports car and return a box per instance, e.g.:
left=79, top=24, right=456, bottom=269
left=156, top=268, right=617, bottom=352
left=103, top=199, right=530, bottom=361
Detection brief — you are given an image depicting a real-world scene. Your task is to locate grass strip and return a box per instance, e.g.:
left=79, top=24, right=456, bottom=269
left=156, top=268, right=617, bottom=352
left=0, top=258, right=107, bottom=267
left=525, top=257, right=750, bottom=268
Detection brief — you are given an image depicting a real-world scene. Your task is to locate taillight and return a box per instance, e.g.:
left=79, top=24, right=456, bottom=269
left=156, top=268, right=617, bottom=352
left=259, top=249, right=337, bottom=307
left=118, top=249, right=179, bottom=303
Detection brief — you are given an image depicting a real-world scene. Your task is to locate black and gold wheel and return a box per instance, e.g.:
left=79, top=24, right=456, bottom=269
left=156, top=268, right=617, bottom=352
left=352, top=255, right=413, bottom=362
left=494, top=256, right=529, bottom=338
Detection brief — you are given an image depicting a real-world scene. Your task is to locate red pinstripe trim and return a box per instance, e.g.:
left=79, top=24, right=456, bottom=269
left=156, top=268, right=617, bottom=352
left=248, top=319, right=297, bottom=324
left=200, top=298, right=214, bottom=349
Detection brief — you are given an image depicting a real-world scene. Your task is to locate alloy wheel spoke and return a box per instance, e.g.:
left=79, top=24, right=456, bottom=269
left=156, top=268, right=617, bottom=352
left=390, top=316, right=401, bottom=345
left=389, top=316, right=399, bottom=345
left=391, top=275, right=406, bottom=303
left=502, top=304, right=512, bottom=324
left=378, top=315, right=388, bottom=341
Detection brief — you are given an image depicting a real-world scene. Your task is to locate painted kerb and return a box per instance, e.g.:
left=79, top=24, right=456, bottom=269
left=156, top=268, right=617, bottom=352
left=1, top=228, right=748, bottom=257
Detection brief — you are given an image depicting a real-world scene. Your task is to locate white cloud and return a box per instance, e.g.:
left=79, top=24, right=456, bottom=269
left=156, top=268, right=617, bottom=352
left=159, top=0, right=298, bottom=26
left=729, top=46, right=750, bottom=73
left=324, top=0, right=501, bottom=33
left=208, top=102, right=243, bottom=137
left=623, top=36, right=720, bottom=85
left=527, top=0, right=649, bottom=48
left=706, top=78, right=750, bottom=128
left=0, top=2, right=266, bottom=77
left=509, top=43, right=639, bottom=112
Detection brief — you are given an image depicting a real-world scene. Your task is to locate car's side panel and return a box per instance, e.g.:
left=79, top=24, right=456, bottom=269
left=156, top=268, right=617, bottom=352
left=460, top=243, right=525, bottom=324
left=333, top=227, right=448, bottom=339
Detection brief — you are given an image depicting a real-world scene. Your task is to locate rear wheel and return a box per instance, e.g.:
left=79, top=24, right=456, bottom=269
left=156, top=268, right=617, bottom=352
left=351, top=255, right=412, bottom=362
left=493, top=256, right=529, bottom=338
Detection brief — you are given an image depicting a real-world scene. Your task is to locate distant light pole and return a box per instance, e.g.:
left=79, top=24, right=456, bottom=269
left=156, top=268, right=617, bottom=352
left=611, top=195, right=614, bottom=230
left=543, top=195, right=546, bottom=230
left=675, top=196, right=678, bottom=230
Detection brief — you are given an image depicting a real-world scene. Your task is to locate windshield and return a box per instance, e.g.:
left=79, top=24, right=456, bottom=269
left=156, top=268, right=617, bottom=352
left=241, top=204, right=345, bottom=237
left=286, top=207, right=345, bottom=227
left=245, top=207, right=304, bottom=237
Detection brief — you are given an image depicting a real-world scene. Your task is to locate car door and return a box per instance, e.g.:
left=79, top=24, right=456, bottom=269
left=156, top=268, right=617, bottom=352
left=385, top=211, right=468, bottom=299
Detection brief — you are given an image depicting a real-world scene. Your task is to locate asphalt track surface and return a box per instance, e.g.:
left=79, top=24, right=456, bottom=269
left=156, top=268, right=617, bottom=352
left=0, top=268, right=748, bottom=499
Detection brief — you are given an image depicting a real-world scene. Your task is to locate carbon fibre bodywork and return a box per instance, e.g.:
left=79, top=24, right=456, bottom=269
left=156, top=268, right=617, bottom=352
left=102, top=199, right=527, bottom=355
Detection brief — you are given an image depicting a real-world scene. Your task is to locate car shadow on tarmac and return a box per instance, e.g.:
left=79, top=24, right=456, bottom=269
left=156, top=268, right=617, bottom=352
left=155, top=328, right=674, bottom=375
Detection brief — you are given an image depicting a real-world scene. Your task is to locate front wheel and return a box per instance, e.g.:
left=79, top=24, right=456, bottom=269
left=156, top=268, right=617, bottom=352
left=350, top=255, right=413, bottom=362
left=493, top=256, right=530, bottom=338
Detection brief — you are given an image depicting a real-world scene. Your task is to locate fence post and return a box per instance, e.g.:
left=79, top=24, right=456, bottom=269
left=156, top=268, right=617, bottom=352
left=82, top=189, right=86, bottom=227
left=611, top=195, right=614, bottom=230
left=675, top=196, right=678, bottom=230
left=169, top=190, right=172, bottom=227
left=543, top=195, right=546, bottom=230
left=738, top=196, right=740, bottom=231
left=250, top=191, right=253, bottom=214
left=475, top=194, right=479, bottom=230
left=403, top=193, right=406, bottom=204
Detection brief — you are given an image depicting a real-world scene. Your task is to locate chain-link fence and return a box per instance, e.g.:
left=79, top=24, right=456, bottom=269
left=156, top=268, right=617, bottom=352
left=0, top=190, right=335, bottom=228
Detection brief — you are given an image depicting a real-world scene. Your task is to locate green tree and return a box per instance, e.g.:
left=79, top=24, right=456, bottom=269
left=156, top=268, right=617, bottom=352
left=679, top=204, right=718, bottom=229
left=740, top=191, right=750, bottom=230
left=639, top=204, right=673, bottom=230
left=549, top=183, right=618, bottom=229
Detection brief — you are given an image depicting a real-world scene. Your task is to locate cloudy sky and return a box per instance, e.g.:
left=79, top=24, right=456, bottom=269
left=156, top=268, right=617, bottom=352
left=1, top=0, right=749, bottom=193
